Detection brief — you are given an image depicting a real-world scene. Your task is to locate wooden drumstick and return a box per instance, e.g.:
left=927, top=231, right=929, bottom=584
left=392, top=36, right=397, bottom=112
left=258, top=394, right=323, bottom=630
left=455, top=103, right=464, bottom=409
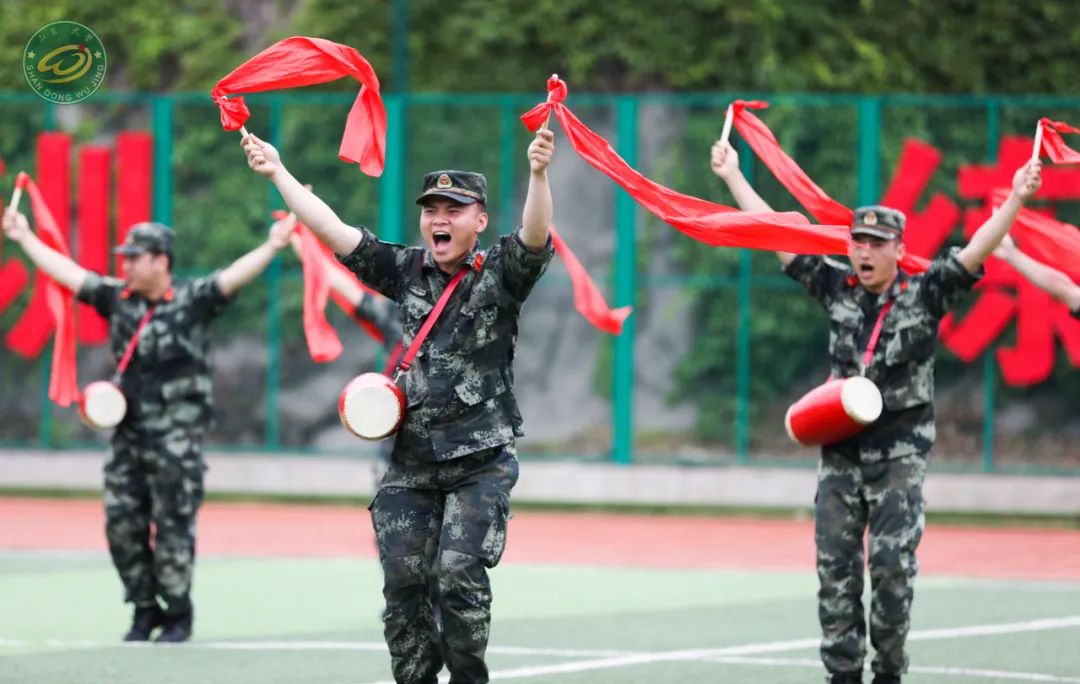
left=1032, top=120, right=1044, bottom=161
left=539, top=73, right=559, bottom=131
left=8, top=183, right=22, bottom=215
left=719, top=104, right=734, bottom=149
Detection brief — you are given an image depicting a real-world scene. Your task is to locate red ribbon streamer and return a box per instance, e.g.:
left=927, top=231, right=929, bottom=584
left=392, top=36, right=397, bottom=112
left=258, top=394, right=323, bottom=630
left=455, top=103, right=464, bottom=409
left=296, top=224, right=344, bottom=363
left=729, top=100, right=930, bottom=274
left=212, top=36, right=387, bottom=176
left=76, top=145, right=110, bottom=344
left=993, top=189, right=1080, bottom=281
left=0, top=195, right=31, bottom=315
left=521, top=79, right=927, bottom=271
left=1037, top=118, right=1080, bottom=165
left=550, top=226, right=631, bottom=335
left=9, top=173, right=80, bottom=406
left=271, top=210, right=385, bottom=361
left=730, top=100, right=854, bottom=226
left=6, top=133, right=71, bottom=357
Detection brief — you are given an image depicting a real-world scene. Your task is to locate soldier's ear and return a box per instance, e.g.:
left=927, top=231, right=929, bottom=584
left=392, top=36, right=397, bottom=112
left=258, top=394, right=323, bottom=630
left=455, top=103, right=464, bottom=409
left=475, top=207, right=488, bottom=234
left=895, top=240, right=906, bottom=259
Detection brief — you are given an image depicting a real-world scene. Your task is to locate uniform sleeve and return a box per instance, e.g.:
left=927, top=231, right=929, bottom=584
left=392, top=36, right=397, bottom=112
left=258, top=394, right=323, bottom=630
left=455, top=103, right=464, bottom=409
left=783, top=255, right=841, bottom=306
left=918, top=246, right=981, bottom=319
left=74, top=272, right=123, bottom=319
left=500, top=228, right=554, bottom=303
left=336, top=226, right=413, bottom=301
left=190, top=273, right=233, bottom=322
left=353, top=296, right=404, bottom=346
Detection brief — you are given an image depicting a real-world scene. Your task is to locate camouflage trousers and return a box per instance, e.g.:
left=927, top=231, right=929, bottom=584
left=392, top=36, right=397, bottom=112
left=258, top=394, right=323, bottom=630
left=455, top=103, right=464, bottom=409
left=105, top=424, right=206, bottom=616
left=815, top=449, right=927, bottom=679
left=371, top=444, right=518, bottom=684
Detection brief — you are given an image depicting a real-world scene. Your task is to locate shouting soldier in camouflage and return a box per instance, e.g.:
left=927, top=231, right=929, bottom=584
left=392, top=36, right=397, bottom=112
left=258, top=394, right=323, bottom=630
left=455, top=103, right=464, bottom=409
left=242, top=125, right=555, bottom=683
left=1, top=209, right=294, bottom=643
left=710, top=141, right=1041, bottom=683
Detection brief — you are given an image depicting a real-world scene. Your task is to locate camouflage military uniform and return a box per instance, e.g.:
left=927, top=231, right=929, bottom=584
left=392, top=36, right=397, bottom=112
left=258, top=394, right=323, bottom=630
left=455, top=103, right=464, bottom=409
left=339, top=201, right=552, bottom=683
left=77, top=270, right=231, bottom=619
left=785, top=237, right=979, bottom=681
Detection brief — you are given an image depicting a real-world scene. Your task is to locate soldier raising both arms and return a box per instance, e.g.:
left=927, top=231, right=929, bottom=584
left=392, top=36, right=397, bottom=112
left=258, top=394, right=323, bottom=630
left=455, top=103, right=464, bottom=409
left=710, top=141, right=1041, bottom=684
left=1, top=209, right=294, bottom=643
left=242, top=126, right=555, bottom=683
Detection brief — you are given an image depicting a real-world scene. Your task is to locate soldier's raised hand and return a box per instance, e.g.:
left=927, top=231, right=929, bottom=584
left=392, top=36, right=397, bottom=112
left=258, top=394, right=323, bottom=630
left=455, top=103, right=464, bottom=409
left=1013, top=159, right=1042, bottom=201
left=710, top=140, right=739, bottom=181
left=268, top=211, right=297, bottom=250
left=1, top=209, right=29, bottom=243
left=528, top=129, right=555, bottom=175
left=243, top=133, right=282, bottom=178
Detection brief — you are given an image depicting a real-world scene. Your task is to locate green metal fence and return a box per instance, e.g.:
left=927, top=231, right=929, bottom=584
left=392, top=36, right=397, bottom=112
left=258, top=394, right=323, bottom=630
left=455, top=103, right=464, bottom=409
left=0, top=91, right=1078, bottom=473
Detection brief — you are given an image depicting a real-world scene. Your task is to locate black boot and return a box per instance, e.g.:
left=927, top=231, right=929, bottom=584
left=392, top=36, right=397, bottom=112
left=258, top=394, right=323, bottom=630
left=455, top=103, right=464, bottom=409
left=123, top=604, right=165, bottom=642
left=830, top=672, right=863, bottom=684
left=155, top=609, right=193, bottom=643
left=872, top=675, right=901, bottom=684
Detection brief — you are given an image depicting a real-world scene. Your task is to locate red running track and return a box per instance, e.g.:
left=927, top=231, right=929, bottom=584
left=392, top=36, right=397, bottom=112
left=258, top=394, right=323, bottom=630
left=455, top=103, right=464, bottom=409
left=1, top=498, right=1078, bottom=581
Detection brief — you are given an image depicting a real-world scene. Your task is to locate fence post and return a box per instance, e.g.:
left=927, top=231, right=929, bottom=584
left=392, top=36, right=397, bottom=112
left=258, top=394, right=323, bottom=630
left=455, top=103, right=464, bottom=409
left=38, top=103, right=57, bottom=447
left=379, top=95, right=406, bottom=244
left=263, top=96, right=284, bottom=449
left=857, top=97, right=881, bottom=206
left=612, top=96, right=638, bottom=464
left=735, top=139, right=755, bottom=462
left=982, top=98, right=1001, bottom=472
left=152, top=96, right=174, bottom=225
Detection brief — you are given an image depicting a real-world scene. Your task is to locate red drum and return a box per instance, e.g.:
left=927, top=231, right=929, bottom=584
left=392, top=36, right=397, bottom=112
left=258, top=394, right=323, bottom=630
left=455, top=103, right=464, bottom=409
left=338, top=372, right=405, bottom=440
left=784, top=376, right=883, bottom=446
left=79, top=380, right=128, bottom=430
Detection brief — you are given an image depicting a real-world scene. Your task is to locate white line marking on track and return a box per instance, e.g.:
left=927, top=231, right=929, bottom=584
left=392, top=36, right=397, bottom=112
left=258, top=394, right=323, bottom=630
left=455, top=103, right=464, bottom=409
left=707, top=656, right=1080, bottom=683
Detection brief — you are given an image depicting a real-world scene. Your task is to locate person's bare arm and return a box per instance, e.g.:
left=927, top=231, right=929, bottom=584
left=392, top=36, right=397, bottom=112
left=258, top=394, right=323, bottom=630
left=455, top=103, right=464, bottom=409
left=520, top=128, right=554, bottom=250
left=994, top=234, right=1080, bottom=310
left=215, top=211, right=294, bottom=297
left=242, top=133, right=363, bottom=255
left=957, top=160, right=1042, bottom=275
left=1, top=209, right=87, bottom=292
left=710, top=140, right=795, bottom=267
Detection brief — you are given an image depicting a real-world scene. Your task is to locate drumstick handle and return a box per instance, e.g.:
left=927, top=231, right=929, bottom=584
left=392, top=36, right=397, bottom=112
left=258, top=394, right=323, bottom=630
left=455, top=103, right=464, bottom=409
left=1032, top=120, right=1044, bottom=161
left=240, top=125, right=250, bottom=138
left=8, top=185, right=22, bottom=214
left=539, top=73, right=559, bottom=131
left=719, top=104, right=734, bottom=149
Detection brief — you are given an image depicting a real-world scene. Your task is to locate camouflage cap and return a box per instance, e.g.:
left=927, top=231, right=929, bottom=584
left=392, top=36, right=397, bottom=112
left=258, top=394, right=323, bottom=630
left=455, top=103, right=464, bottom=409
left=851, top=205, right=905, bottom=240
left=415, top=170, right=487, bottom=206
left=113, top=222, right=174, bottom=256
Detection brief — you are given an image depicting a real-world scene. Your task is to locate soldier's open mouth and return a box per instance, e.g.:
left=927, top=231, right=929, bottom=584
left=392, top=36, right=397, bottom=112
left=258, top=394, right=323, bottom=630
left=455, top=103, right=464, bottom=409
left=859, top=264, right=874, bottom=273
left=433, top=231, right=451, bottom=247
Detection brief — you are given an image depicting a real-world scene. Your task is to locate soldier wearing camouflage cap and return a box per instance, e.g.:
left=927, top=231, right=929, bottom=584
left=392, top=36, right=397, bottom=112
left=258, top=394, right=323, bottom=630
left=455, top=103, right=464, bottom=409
left=1, top=209, right=295, bottom=643
left=244, top=124, right=556, bottom=683
left=710, top=140, right=1042, bottom=683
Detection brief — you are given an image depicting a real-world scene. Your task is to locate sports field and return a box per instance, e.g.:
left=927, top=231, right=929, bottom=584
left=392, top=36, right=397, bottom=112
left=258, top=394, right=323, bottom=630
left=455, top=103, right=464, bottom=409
left=1, top=497, right=1079, bottom=683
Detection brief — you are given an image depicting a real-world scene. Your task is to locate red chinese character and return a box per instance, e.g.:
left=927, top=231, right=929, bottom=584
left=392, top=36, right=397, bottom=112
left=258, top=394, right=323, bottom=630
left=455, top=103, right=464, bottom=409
left=937, top=136, right=1080, bottom=385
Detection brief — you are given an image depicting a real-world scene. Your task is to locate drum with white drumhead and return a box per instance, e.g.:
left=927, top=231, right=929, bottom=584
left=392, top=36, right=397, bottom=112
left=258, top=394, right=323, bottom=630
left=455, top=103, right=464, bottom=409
left=338, top=372, right=405, bottom=440
left=79, top=380, right=128, bottom=430
left=784, top=376, right=883, bottom=446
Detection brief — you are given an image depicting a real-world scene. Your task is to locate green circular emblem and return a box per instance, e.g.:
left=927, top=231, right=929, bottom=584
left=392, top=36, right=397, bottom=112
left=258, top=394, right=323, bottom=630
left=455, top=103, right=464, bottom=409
left=23, top=21, right=107, bottom=104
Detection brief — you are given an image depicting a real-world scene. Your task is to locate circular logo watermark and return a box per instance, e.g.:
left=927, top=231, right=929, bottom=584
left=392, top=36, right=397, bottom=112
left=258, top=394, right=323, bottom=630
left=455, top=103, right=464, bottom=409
left=23, top=21, right=107, bottom=104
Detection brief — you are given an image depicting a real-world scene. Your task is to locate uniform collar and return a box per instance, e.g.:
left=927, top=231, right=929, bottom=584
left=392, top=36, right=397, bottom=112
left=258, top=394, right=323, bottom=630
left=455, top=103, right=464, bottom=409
left=120, top=286, right=175, bottom=303
left=421, top=246, right=485, bottom=275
